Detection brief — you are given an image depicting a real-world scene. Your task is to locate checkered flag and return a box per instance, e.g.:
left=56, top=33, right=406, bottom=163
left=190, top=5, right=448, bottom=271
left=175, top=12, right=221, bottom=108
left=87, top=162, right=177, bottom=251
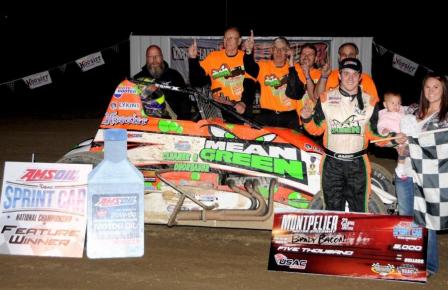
left=408, top=128, right=448, bottom=230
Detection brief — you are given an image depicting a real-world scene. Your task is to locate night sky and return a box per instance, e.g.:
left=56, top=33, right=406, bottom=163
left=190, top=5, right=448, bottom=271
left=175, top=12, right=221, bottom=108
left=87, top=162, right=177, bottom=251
left=0, top=2, right=445, bottom=115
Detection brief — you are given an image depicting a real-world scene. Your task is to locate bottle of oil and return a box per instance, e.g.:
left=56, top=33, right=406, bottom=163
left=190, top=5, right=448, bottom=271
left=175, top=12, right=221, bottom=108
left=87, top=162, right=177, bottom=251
left=87, top=128, right=144, bottom=258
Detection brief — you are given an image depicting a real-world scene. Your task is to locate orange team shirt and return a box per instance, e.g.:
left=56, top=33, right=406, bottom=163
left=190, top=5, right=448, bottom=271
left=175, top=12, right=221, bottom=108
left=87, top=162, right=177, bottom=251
left=200, top=49, right=253, bottom=102
left=257, top=61, right=301, bottom=112
left=325, top=69, right=379, bottom=103
left=296, top=67, right=321, bottom=113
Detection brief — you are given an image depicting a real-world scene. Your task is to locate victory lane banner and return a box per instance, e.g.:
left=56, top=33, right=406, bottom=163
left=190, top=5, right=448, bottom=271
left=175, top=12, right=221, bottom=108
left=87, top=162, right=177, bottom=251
left=0, top=162, right=92, bottom=258
left=268, top=210, right=427, bottom=283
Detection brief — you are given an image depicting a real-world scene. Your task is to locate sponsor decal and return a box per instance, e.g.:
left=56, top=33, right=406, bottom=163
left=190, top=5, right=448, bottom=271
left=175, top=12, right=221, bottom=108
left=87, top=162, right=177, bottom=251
left=102, top=112, right=148, bottom=126
left=274, top=253, right=307, bottom=269
left=397, top=264, right=418, bottom=276
left=304, top=143, right=323, bottom=154
left=330, top=115, right=361, bottom=135
left=175, top=141, right=191, bottom=151
left=20, top=169, right=78, bottom=182
left=110, top=102, right=117, bottom=110
left=23, top=71, right=52, bottom=89
left=393, top=222, right=423, bottom=240
left=76, top=52, right=105, bottom=72
left=307, top=156, right=318, bottom=175
left=95, top=196, right=137, bottom=208
left=273, top=235, right=292, bottom=244
left=113, top=86, right=138, bottom=99
left=280, top=214, right=338, bottom=234
left=371, top=263, right=395, bottom=276
left=340, top=217, right=355, bottom=231
left=174, top=163, right=210, bottom=172
left=328, top=95, right=341, bottom=104
left=118, top=102, right=141, bottom=110
left=163, top=152, right=191, bottom=161
left=128, top=133, right=143, bottom=138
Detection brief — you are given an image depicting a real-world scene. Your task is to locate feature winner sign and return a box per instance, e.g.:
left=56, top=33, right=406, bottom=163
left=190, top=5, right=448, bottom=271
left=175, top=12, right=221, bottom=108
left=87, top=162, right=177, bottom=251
left=0, top=162, right=92, bottom=257
left=268, top=210, right=427, bottom=283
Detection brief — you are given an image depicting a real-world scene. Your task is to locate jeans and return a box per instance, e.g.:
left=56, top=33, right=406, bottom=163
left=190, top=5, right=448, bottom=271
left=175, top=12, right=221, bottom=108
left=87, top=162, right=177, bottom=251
left=395, top=175, right=439, bottom=273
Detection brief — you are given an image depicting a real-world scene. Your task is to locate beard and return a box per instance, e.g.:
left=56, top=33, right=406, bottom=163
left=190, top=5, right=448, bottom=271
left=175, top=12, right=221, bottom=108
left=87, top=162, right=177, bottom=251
left=147, top=62, right=165, bottom=79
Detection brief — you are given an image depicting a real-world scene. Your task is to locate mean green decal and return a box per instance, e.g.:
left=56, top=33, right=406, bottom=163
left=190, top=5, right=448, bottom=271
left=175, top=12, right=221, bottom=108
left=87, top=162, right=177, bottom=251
left=330, top=115, right=361, bottom=135
left=201, top=125, right=307, bottom=184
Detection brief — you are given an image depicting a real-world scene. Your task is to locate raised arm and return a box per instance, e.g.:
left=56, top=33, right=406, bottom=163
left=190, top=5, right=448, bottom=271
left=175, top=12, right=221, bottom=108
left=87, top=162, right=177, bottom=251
left=188, top=39, right=209, bottom=87
left=243, top=30, right=259, bottom=78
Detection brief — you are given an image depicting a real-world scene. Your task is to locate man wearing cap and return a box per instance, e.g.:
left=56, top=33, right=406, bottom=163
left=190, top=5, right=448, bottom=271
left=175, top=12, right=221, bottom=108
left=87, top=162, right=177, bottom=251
left=300, top=58, right=403, bottom=212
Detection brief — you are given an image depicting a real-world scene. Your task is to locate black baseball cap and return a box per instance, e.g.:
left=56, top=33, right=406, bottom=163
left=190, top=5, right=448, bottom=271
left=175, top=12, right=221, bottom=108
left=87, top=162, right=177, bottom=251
left=339, top=58, right=362, bottom=73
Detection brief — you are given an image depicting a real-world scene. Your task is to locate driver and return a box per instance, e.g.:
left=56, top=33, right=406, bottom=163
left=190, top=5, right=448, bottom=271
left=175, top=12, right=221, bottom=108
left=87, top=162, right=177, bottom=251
left=300, top=58, right=405, bottom=212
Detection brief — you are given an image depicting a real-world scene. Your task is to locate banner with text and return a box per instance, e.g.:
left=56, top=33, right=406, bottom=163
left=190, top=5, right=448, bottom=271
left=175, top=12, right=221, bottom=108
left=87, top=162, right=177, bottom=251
left=0, top=162, right=92, bottom=258
left=269, top=210, right=427, bottom=283
left=392, top=53, right=419, bottom=76
left=22, top=71, right=52, bottom=89
left=76, top=52, right=105, bottom=72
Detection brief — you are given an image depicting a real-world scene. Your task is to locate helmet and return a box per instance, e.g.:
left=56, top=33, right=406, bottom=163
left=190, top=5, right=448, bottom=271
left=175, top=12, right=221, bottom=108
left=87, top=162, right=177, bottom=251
left=137, top=77, right=166, bottom=117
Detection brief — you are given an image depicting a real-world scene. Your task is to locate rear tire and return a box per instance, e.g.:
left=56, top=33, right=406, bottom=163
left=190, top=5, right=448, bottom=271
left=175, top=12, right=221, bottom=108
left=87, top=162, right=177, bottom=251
left=370, top=162, right=396, bottom=214
left=370, top=162, right=395, bottom=197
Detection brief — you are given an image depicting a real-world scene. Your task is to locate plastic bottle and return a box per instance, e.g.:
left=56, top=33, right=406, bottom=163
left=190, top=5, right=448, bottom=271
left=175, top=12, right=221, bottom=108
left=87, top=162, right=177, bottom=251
left=87, top=128, right=144, bottom=258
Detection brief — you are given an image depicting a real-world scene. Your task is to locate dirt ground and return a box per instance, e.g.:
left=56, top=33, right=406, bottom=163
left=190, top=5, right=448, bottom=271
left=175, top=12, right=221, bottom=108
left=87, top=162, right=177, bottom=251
left=0, top=117, right=446, bottom=290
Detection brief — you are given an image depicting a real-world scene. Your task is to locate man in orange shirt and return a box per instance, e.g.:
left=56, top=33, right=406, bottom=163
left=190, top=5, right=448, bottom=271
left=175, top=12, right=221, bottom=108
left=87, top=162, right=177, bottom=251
left=295, top=43, right=322, bottom=116
left=188, top=27, right=256, bottom=122
left=315, top=42, right=379, bottom=103
left=244, top=32, right=304, bottom=130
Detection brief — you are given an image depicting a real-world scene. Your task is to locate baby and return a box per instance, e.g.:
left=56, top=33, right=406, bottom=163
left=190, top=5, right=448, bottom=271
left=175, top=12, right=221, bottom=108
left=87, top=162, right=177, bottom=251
left=378, top=91, right=411, bottom=177
left=378, top=91, right=405, bottom=135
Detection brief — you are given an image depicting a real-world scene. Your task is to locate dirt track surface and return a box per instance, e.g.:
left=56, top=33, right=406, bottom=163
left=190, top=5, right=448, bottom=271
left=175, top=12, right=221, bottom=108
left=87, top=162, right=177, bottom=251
left=0, top=117, right=446, bottom=290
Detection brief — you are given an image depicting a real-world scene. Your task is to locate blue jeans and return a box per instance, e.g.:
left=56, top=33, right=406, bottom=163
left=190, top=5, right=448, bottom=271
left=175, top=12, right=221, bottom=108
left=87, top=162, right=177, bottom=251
left=395, top=175, right=439, bottom=273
